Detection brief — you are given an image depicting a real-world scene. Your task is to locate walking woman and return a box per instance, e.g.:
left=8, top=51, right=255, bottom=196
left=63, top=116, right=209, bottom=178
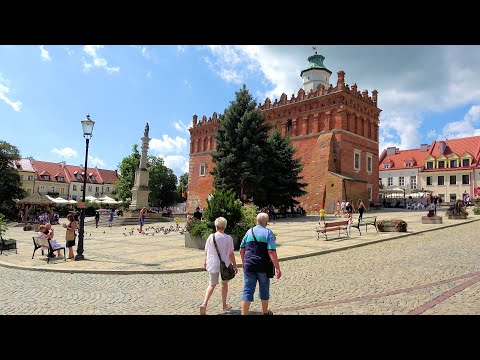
left=358, top=199, right=365, bottom=220
left=199, top=217, right=238, bottom=315
left=138, top=207, right=147, bottom=233
left=63, top=214, right=78, bottom=259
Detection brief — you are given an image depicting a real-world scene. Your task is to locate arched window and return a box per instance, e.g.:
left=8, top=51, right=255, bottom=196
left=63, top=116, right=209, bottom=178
left=286, top=119, right=292, bottom=134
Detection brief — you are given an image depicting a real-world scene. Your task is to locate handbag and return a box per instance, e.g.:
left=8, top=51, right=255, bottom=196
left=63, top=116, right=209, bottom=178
left=212, top=234, right=236, bottom=281
left=251, top=228, right=275, bottom=278
left=65, top=228, right=75, bottom=241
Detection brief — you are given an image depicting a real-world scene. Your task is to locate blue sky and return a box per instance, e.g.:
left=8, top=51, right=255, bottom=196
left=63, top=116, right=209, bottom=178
left=1, top=45, right=480, bottom=181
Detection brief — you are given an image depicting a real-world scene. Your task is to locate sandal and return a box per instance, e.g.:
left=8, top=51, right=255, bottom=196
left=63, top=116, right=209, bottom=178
left=199, top=305, right=207, bottom=315
left=263, top=310, right=273, bottom=315
left=223, top=305, right=232, bottom=311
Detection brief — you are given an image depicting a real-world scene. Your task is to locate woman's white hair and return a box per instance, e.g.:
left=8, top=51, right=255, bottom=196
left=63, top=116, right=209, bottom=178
left=256, top=212, right=269, bottom=226
left=214, top=217, right=228, bottom=230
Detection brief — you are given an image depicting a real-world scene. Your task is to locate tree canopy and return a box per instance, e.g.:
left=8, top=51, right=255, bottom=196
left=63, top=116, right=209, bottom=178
left=0, top=141, right=25, bottom=218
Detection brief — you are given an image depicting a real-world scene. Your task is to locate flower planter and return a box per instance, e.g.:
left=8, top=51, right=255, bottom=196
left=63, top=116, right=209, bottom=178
left=378, top=226, right=406, bottom=232
left=447, top=214, right=467, bottom=220
left=421, top=216, right=443, bottom=224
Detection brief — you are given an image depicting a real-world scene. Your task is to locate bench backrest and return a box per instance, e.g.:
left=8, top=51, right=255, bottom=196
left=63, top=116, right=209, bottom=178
left=359, top=216, right=376, bottom=223
left=324, top=220, right=349, bottom=227
left=33, top=236, right=50, bottom=248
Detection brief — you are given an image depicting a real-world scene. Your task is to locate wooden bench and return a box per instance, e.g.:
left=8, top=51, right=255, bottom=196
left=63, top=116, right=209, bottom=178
left=32, top=236, right=66, bottom=263
left=316, top=220, right=349, bottom=241
left=351, top=216, right=378, bottom=235
left=0, top=235, right=17, bottom=255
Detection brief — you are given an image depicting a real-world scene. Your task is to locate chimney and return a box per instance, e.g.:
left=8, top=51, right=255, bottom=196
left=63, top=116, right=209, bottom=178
left=439, top=141, right=446, bottom=155
left=420, top=144, right=429, bottom=152
left=60, top=161, right=66, bottom=169
left=386, top=147, right=397, bottom=156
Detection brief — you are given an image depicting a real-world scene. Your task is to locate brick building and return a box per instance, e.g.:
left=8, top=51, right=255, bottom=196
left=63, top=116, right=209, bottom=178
left=187, top=52, right=381, bottom=214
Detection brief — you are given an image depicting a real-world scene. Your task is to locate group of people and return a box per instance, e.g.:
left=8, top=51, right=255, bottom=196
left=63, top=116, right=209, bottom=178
left=37, top=213, right=78, bottom=259
left=199, top=212, right=281, bottom=315
left=331, top=199, right=366, bottom=221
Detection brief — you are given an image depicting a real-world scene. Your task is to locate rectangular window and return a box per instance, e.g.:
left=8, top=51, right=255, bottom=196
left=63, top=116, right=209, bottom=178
left=80, top=186, right=84, bottom=192
left=367, top=184, right=372, bottom=202
left=61, top=188, right=65, bottom=194
left=367, top=153, right=372, bottom=173
left=438, top=161, right=445, bottom=168
left=462, top=159, right=470, bottom=167
left=450, top=193, right=457, bottom=203
left=405, top=162, right=412, bottom=167
left=438, top=176, right=444, bottom=185
left=28, top=175, right=34, bottom=181
left=40, top=185, right=45, bottom=192
left=410, top=176, right=417, bottom=189
left=88, top=186, right=92, bottom=192
left=450, top=175, right=456, bottom=185
left=73, top=185, right=77, bottom=191
left=354, top=150, right=361, bottom=171
left=96, top=186, right=99, bottom=192
left=50, top=187, right=55, bottom=192
left=426, top=162, right=434, bottom=169
left=384, top=164, right=390, bottom=169
left=426, top=176, right=432, bottom=186
left=387, top=177, right=393, bottom=186
left=438, top=193, right=445, bottom=201
left=200, top=164, right=206, bottom=177
left=450, top=160, right=457, bottom=168
left=462, top=175, right=470, bottom=185
left=399, top=176, right=405, bottom=186
left=106, top=187, right=110, bottom=192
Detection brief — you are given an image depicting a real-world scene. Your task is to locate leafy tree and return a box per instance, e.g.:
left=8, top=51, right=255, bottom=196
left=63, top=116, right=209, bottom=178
left=176, top=172, right=188, bottom=202
left=262, top=130, right=307, bottom=208
left=148, top=157, right=177, bottom=208
left=202, top=189, right=243, bottom=235
left=0, top=141, right=25, bottom=218
left=211, top=85, right=271, bottom=203
left=115, top=144, right=140, bottom=202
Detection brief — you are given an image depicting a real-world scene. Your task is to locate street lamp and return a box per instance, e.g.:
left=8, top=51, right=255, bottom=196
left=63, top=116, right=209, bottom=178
left=75, top=114, right=95, bottom=261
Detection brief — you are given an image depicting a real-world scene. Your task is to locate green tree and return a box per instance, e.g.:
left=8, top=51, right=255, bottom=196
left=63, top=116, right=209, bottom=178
left=202, top=189, right=243, bottom=234
left=211, top=85, right=271, bottom=203
left=263, top=130, right=307, bottom=208
left=148, top=157, right=177, bottom=208
left=115, top=144, right=141, bottom=202
left=176, top=172, right=188, bottom=202
left=0, top=141, right=25, bottom=218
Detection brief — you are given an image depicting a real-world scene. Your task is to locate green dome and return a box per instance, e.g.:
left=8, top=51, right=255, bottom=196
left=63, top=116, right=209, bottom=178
left=300, top=53, right=332, bottom=77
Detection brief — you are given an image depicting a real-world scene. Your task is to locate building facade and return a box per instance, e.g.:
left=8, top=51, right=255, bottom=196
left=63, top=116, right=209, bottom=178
left=187, top=52, right=381, bottom=214
left=15, top=158, right=119, bottom=200
left=379, top=136, right=480, bottom=204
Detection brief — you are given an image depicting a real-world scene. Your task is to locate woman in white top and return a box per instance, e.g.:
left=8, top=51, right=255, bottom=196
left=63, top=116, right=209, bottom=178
left=199, top=217, right=238, bottom=315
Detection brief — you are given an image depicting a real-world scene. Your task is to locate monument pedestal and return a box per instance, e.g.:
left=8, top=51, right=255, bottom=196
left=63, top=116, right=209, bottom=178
left=129, top=168, right=150, bottom=211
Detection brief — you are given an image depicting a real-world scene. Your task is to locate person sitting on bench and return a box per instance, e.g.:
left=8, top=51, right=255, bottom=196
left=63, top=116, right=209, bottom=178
left=38, top=224, right=62, bottom=257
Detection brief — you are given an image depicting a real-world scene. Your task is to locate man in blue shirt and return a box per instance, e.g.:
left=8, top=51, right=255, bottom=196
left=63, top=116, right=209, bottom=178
left=240, top=212, right=282, bottom=315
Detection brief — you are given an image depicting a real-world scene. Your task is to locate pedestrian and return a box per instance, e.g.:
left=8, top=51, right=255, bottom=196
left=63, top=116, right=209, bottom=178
left=199, top=217, right=238, bottom=315
left=138, top=207, right=147, bottom=233
left=240, top=212, right=281, bottom=315
left=357, top=199, right=365, bottom=220
left=346, top=200, right=354, bottom=221
left=174, top=215, right=180, bottom=230
left=335, top=200, right=340, bottom=217
left=63, top=214, right=78, bottom=259
left=108, top=209, right=114, bottom=227
left=319, top=208, right=325, bottom=222
left=433, top=196, right=438, bottom=215
left=94, top=211, right=100, bottom=228
left=38, top=224, right=63, bottom=257
left=193, top=206, right=202, bottom=221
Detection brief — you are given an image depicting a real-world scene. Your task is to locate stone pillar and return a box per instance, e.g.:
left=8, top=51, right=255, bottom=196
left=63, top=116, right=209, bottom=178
left=130, top=124, right=151, bottom=211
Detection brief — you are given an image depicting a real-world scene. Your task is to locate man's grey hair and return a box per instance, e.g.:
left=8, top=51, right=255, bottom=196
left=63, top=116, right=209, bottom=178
left=215, top=217, right=228, bottom=230
left=256, top=212, right=268, bottom=226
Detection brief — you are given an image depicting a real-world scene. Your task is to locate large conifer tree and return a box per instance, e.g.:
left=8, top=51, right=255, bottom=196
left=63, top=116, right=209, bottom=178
left=211, top=85, right=271, bottom=203
left=262, top=130, right=307, bottom=208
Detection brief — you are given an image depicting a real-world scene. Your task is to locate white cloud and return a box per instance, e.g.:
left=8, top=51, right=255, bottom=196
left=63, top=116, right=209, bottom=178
left=130, top=45, right=151, bottom=59
left=64, top=46, right=74, bottom=56
left=39, top=45, right=51, bottom=61
left=159, top=154, right=189, bottom=175
left=173, top=120, right=190, bottom=134
left=0, top=76, right=22, bottom=112
left=51, top=147, right=78, bottom=158
left=82, top=45, right=119, bottom=73
left=88, top=155, right=105, bottom=167
left=177, top=45, right=186, bottom=53
left=434, top=104, right=480, bottom=140
left=150, top=135, right=187, bottom=154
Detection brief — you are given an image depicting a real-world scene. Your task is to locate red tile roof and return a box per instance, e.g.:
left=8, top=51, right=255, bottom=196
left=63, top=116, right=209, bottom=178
left=15, top=158, right=35, bottom=172
left=428, top=136, right=480, bottom=166
left=379, top=148, right=430, bottom=170
left=31, top=161, right=68, bottom=183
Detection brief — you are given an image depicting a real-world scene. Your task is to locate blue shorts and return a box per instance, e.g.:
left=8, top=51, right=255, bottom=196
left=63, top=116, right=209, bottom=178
left=242, top=271, right=270, bottom=302
left=139, top=219, right=144, bottom=226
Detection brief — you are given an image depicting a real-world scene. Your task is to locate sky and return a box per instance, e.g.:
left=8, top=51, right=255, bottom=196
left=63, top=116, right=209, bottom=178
left=2, top=45, right=480, bottom=181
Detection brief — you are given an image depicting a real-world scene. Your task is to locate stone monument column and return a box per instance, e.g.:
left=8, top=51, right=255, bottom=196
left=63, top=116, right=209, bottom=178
left=129, top=123, right=151, bottom=210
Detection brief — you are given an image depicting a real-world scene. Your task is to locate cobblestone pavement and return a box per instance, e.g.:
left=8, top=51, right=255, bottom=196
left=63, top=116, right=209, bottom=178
left=1, top=213, right=480, bottom=315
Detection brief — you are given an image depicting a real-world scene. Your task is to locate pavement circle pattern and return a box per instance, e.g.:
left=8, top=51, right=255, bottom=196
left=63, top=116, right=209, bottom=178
left=1, top=209, right=480, bottom=315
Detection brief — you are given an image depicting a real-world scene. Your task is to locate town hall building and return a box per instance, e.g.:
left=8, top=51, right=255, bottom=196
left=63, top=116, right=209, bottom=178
left=187, top=51, right=381, bottom=214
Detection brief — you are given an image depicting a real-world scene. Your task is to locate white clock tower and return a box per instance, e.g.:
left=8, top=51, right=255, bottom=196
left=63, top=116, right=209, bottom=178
left=300, top=50, right=332, bottom=92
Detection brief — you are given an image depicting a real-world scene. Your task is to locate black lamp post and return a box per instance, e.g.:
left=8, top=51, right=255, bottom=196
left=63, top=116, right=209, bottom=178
left=75, top=114, right=95, bottom=261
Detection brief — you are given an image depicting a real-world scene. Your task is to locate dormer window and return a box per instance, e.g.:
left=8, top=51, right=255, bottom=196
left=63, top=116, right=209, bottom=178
left=90, top=175, right=96, bottom=181
left=384, top=164, right=390, bottom=169
left=57, top=176, right=64, bottom=182
left=405, top=162, right=412, bottom=167
left=450, top=160, right=457, bottom=168
left=41, top=175, right=50, bottom=180
left=76, top=174, right=82, bottom=180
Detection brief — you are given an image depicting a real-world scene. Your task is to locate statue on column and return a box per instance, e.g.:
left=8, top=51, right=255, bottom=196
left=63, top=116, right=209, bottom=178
left=144, top=122, right=149, bottom=138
